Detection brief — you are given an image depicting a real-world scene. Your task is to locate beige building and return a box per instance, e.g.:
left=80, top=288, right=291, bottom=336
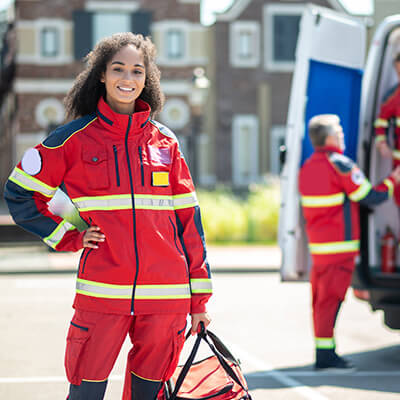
left=14, top=0, right=210, bottom=183
left=0, top=0, right=16, bottom=199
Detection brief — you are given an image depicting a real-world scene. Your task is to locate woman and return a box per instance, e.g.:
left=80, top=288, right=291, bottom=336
left=4, top=33, right=212, bottom=400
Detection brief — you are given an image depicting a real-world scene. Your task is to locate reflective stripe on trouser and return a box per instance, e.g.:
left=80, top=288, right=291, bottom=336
left=310, top=260, right=354, bottom=338
left=315, top=337, right=335, bottom=349
left=309, top=240, right=359, bottom=255
left=65, top=310, right=187, bottom=399
left=71, top=192, right=198, bottom=212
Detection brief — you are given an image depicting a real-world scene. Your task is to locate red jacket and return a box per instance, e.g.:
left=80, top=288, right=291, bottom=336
left=374, top=84, right=400, bottom=162
left=5, top=97, right=212, bottom=315
left=299, top=146, right=394, bottom=266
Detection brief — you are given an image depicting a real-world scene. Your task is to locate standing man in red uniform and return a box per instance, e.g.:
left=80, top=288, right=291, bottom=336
left=375, top=52, right=400, bottom=205
left=299, top=114, right=400, bottom=371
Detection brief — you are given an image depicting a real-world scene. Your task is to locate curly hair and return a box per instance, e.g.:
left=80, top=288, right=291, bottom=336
left=64, top=32, right=164, bottom=119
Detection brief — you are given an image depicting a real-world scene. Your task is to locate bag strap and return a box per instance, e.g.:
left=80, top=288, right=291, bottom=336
left=201, top=334, right=248, bottom=393
left=169, top=323, right=206, bottom=399
left=205, top=329, right=239, bottom=365
left=169, top=323, right=249, bottom=399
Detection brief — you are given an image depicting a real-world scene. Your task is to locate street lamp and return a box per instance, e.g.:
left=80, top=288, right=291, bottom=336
left=189, top=67, right=209, bottom=184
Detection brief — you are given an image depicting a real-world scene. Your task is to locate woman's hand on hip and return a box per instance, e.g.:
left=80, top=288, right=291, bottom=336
left=83, top=226, right=105, bottom=249
left=190, top=312, right=211, bottom=335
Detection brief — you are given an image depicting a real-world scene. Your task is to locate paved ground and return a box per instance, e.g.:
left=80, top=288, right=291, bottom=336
left=0, top=243, right=281, bottom=274
left=1, top=270, right=400, bottom=400
left=0, top=242, right=400, bottom=399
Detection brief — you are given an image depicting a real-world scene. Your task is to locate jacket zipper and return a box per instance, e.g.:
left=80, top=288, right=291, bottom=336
left=113, top=145, right=120, bottom=187
left=138, top=146, right=144, bottom=186
left=125, top=117, right=140, bottom=315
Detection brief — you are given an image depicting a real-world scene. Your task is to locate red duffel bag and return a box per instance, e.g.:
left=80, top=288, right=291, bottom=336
left=164, top=323, right=252, bottom=400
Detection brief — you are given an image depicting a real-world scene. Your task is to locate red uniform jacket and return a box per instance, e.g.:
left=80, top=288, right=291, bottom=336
left=4, top=98, right=212, bottom=315
left=374, top=84, right=400, bottom=162
left=299, top=146, right=394, bottom=266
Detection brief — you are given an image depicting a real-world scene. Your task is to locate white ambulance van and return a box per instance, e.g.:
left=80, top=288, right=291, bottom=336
left=279, top=5, right=400, bottom=329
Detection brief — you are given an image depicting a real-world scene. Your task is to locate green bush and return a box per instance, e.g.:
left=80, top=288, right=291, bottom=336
left=198, top=183, right=280, bottom=243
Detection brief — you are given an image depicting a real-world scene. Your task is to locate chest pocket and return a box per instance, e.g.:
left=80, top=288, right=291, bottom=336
left=82, top=146, right=110, bottom=190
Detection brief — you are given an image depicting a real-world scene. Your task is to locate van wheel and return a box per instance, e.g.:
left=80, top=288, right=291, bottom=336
left=384, top=308, right=400, bottom=329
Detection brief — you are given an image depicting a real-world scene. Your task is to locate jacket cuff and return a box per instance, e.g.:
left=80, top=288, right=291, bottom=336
left=190, top=295, right=208, bottom=314
left=55, top=229, right=85, bottom=252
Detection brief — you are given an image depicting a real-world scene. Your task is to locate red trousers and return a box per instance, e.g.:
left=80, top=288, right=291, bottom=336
left=65, top=309, right=187, bottom=399
left=310, top=259, right=355, bottom=338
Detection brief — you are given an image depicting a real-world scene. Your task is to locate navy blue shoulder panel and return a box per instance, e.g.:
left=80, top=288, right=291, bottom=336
left=42, top=113, right=97, bottom=149
left=328, top=152, right=354, bottom=173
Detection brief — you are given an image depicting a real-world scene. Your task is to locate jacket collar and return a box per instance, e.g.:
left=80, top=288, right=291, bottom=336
left=314, top=145, right=343, bottom=154
left=96, top=96, right=151, bottom=136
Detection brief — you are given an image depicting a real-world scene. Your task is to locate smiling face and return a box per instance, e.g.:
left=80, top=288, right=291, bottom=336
left=101, top=44, right=146, bottom=114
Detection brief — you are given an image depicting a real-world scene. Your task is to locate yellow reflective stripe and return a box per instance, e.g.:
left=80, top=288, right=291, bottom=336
left=301, top=193, right=344, bottom=207
left=393, top=150, right=400, bottom=160
left=72, top=193, right=199, bottom=211
left=397, top=117, right=400, bottom=127
left=374, top=118, right=388, bottom=128
left=76, top=278, right=191, bottom=299
left=173, top=192, right=198, bottom=210
left=43, top=220, right=75, bottom=249
left=131, top=370, right=162, bottom=382
left=72, top=194, right=174, bottom=211
left=309, top=240, right=359, bottom=254
left=383, top=178, right=394, bottom=198
left=315, top=337, right=335, bottom=349
left=375, top=135, right=386, bottom=143
left=190, top=278, right=213, bottom=293
left=9, top=167, right=58, bottom=198
left=348, top=180, right=372, bottom=202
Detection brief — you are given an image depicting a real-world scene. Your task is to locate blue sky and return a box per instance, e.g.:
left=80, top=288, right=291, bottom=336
left=201, top=0, right=374, bottom=26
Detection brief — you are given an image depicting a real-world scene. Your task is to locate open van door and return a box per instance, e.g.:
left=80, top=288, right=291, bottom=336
left=279, top=5, right=366, bottom=281
left=357, top=15, right=400, bottom=329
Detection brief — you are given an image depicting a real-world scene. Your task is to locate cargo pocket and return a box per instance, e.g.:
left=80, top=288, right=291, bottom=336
left=65, top=319, right=93, bottom=385
left=163, top=319, right=187, bottom=381
left=82, top=146, right=110, bottom=190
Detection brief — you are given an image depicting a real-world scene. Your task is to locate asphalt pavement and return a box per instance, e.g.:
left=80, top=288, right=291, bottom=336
left=0, top=243, right=281, bottom=274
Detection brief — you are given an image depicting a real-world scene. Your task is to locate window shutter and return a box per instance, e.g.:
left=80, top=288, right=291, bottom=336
left=131, top=10, right=152, bottom=36
left=73, top=10, right=93, bottom=60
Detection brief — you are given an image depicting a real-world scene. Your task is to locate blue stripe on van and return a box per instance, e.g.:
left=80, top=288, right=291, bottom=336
left=300, top=59, right=363, bottom=166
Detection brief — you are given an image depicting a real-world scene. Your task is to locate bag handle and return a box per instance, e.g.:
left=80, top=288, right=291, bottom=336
left=169, top=323, right=249, bottom=400
left=201, top=334, right=248, bottom=393
left=169, top=322, right=206, bottom=399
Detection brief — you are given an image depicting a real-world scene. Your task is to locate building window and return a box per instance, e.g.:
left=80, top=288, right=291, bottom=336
left=93, top=13, right=130, bottom=46
left=40, top=27, right=59, bottom=57
left=167, top=29, right=184, bottom=59
left=232, top=115, right=259, bottom=185
left=230, top=21, right=260, bottom=68
left=264, top=4, right=304, bottom=72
